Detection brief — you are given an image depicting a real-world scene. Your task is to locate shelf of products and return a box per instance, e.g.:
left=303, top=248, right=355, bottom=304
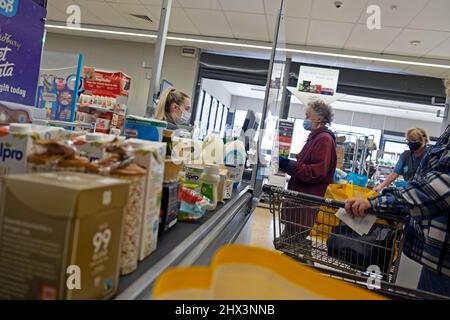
left=115, top=185, right=252, bottom=300
left=0, top=122, right=255, bottom=300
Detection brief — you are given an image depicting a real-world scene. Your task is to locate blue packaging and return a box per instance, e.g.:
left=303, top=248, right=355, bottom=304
left=124, top=115, right=167, bottom=142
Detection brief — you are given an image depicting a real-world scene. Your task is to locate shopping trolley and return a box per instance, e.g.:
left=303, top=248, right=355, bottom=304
left=263, top=184, right=406, bottom=285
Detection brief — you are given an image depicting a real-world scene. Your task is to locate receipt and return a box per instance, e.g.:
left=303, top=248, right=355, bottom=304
left=335, top=208, right=377, bottom=236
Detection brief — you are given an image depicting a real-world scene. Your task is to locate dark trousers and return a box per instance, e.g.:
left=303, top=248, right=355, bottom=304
left=417, top=267, right=450, bottom=298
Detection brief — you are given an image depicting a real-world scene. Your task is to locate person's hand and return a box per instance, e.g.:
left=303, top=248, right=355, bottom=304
left=373, top=185, right=383, bottom=193
left=345, top=198, right=372, bottom=218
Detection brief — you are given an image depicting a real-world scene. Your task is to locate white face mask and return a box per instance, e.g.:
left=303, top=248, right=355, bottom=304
left=176, top=107, right=191, bottom=125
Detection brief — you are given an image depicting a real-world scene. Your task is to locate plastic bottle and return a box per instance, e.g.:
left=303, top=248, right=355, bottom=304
left=199, top=164, right=220, bottom=211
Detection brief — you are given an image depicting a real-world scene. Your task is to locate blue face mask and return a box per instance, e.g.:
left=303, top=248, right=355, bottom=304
left=303, top=119, right=313, bottom=131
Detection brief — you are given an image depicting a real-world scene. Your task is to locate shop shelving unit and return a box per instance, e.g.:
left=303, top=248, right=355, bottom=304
left=334, top=131, right=375, bottom=177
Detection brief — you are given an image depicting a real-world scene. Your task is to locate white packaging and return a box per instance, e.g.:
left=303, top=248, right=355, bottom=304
left=74, top=133, right=122, bottom=162
left=0, top=124, right=63, bottom=191
left=127, top=138, right=167, bottom=260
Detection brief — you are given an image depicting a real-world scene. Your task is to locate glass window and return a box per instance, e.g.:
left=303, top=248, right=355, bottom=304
left=214, top=103, right=224, bottom=133
left=196, top=90, right=205, bottom=122
left=233, top=109, right=248, bottom=136
left=220, top=106, right=228, bottom=137
left=208, top=98, right=218, bottom=134
left=200, top=93, right=212, bottom=138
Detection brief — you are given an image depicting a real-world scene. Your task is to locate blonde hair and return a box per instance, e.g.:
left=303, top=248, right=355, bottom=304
left=406, top=128, right=429, bottom=145
left=154, top=87, right=190, bottom=121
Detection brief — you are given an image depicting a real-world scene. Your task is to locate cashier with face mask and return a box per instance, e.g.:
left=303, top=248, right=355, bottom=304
left=279, top=100, right=337, bottom=197
left=155, top=87, right=192, bottom=130
left=373, top=128, right=429, bottom=192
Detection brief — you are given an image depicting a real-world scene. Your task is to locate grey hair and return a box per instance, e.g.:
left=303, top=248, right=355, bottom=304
left=308, top=100, right=334, bottom=125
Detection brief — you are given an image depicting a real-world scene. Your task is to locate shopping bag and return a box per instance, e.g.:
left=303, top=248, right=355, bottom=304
left=152, top=245, right=386, bottom=300
left=311, top=184, right=378, bottom=241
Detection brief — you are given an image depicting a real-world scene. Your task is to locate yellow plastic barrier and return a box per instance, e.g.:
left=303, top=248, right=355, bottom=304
left=152, top=245, right=386, bottom=300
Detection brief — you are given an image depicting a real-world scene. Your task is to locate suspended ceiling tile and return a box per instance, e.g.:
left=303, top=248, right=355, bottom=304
left=283, top=17, right=309, bottom=46
left=408, top=0, right=450, bottom=32
left=307, top=20, right=354, bottom=49
left=176, top=0, right=222, bottom=10
left=425, top=37, right=450, bottom=60
left=311, top=0, right=368, bottom=23
left=384, top=29, right=450, bottom=57
left=169, top=7, right=200, bottom=34
left=184, top=9, right=234, bottom=38
left=283, top=0, right=313, bottom=19
left=225, top=12, right=270, bottom=41
left=358, top=0, right=429, bottom=28
left=345, top=24, right=402, bottom=53
left=75, top=0, right=136, bottom=29
left=218, top=0, right=265, bottom=14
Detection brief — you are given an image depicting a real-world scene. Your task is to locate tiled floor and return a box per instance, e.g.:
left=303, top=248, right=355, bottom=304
left=235, top=205, right=422, bottom=291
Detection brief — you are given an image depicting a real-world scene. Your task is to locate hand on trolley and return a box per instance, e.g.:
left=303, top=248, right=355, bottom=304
left=345, top=198, right=372, bottom=218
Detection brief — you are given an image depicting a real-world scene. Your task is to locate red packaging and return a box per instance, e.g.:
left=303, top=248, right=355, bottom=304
left=95, top=112, right=112, bottom=134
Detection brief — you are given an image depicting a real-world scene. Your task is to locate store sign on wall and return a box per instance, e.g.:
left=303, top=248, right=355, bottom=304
left=297, top=66, right=340, bottom=96
left=0, top=0, right=46, bottom=106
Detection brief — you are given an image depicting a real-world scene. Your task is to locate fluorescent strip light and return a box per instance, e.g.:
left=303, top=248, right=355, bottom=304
left=45, top=24, right=450, bottom=70
left=46, top=24, right=157, bottom=39
left=282, top=48, right=450, bottom=69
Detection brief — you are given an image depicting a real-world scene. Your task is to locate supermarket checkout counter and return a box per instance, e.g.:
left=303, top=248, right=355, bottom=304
left=114, top=183, right=254, bottom=300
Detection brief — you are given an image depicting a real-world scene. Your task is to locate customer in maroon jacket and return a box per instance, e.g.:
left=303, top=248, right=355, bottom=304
left=278, top=100, right=337, bottom=243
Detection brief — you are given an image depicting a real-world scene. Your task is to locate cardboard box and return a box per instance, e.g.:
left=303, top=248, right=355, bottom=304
left=0, top=124, right=63, bottom=193
left=124, top=116, right=167, bottom=142
left=159, top=181, right=181, bottom=236
left=336, top=146, right=345, bottom=170
left=127, top=139, right=166, bottom=260
left=0, top=172, right=130, bottom=300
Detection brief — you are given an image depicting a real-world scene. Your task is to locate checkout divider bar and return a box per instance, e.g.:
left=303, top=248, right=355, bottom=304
left=114, top=186, right=253, bottom=300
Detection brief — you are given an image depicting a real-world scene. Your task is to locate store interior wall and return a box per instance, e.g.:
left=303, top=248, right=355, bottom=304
left=43, top=33, right=198, bottom=116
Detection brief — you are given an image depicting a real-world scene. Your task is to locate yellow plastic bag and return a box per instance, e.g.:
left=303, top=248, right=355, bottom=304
left=153, top=245, right=386, bottom=300
left=312, top=184, right=379, bottom=241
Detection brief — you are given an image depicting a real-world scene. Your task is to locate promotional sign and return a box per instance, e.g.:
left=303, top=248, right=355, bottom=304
left=36, top=52, right=84, bottom=122
left=277, top=120, right=294, bottom=159
left=0, top=0, right=47, bottom=106
left=83, top=67, right=131, bottom=98
left=297, top=66, right=340, bottom=96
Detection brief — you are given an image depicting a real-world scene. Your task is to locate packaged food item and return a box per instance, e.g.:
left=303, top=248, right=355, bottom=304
left=223, top=179, right=233, bottom=200
left=164, top=158, right=183, bottom=183
left=162, top=129, right=173, bottom=158
left=217, top=171, right=227, bottom=203
left=0, top=172, right=130, bottom=299
left=95, top=112, right=112, bottom=134
left=225, top=164, right=244, bottom=188
left=200, top=164, right=220, bottom=211
left=73, top=133, right=119, bottom=162
left=178, top=187, right=209, bottom=222
left=0, top=124, right=63, bottom=189
left=160, top=181, right=181, bottom=235
left=124, top=115, right=167, bottom=142
left=202, top=134, right=224, bottom=165
left=110, top=163, right=146, bottom=275
left=28, top=140, right=89, bottom=173
left=87, top=143, right=147, bottom=275
left=185, top=164, right=203, bottom=184
left=126, top=139, right=166, bottom=260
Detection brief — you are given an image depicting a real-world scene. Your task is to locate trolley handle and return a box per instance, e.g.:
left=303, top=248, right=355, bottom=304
left=262, top=184, right=406, bottom=223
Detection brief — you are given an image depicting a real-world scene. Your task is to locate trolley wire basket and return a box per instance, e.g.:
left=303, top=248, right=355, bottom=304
left=263, top=185, right=406, bottom=284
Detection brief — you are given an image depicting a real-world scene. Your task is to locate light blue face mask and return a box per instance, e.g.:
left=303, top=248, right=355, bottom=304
left=303, top=119, right=313, bottom=131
